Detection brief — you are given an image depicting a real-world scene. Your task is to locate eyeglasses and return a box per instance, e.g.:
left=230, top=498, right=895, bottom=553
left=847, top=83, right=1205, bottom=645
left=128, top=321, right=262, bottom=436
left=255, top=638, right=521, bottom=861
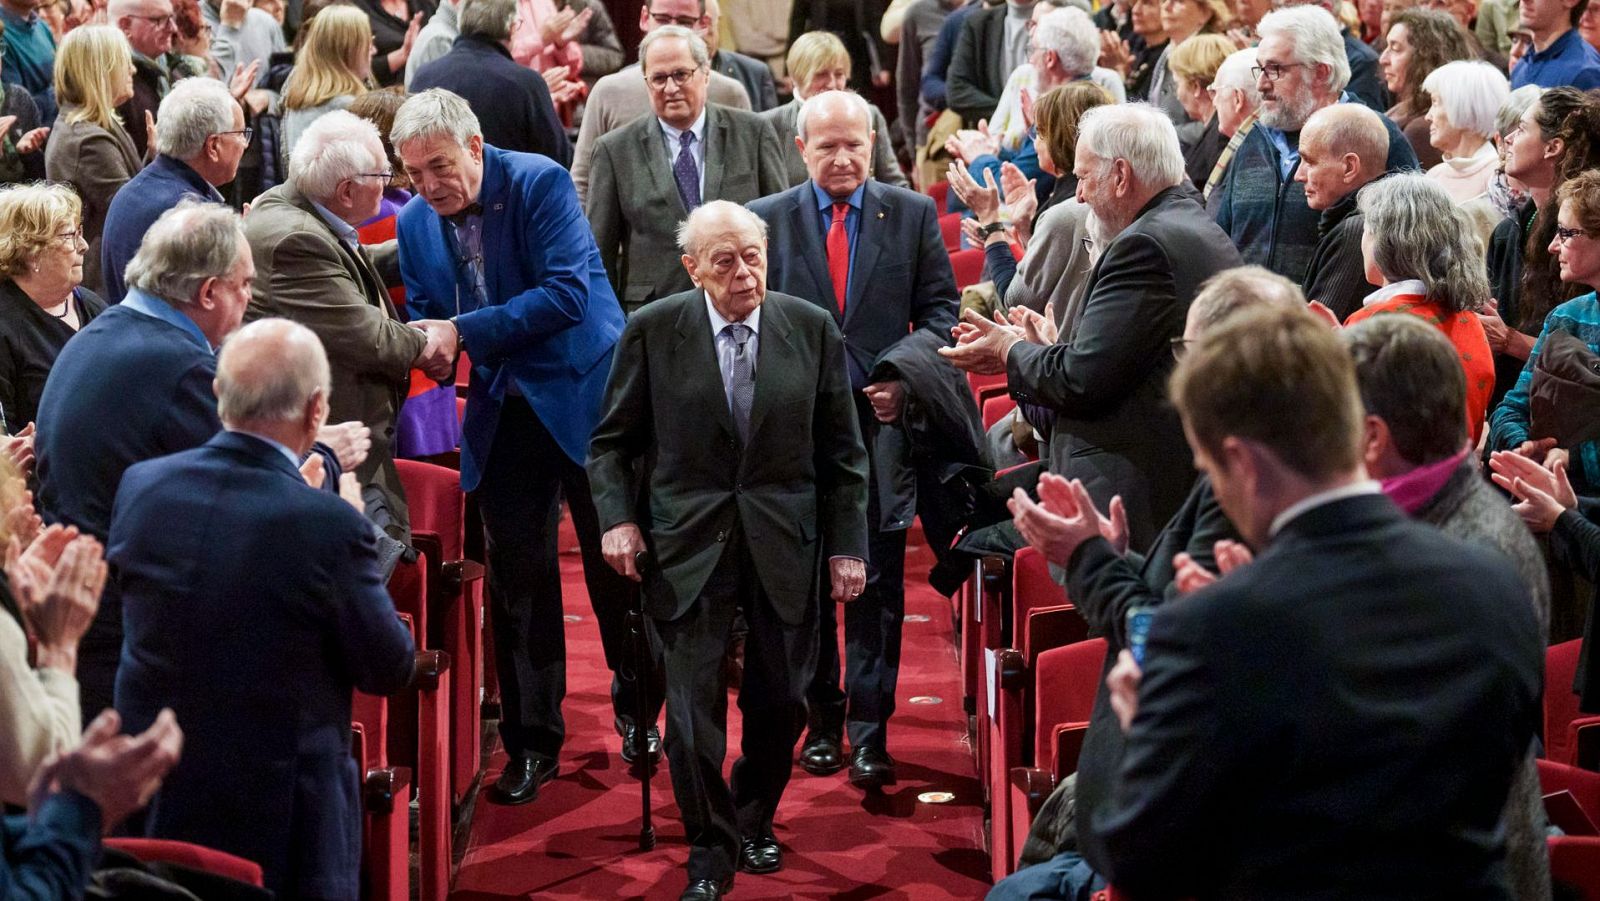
left=128, top=13, right=175, bottom=25
left=55, top=227, right=85, bottom=245
left=215, top=127, right=253, bottom=143
left=646, top=66, right=703, bottom=89
left=1251, top=61, right=1310, bottom=81
left=349, top=171, right=396, bottom=186
left=1555, top=226, right=1590, bottom=243
left=648, top=12, right=700, bottom=26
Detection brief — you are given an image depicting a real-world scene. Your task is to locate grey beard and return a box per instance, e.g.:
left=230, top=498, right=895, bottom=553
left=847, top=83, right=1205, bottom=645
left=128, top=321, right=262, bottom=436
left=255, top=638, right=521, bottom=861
left=1258, top=90, right=1322, bottom=132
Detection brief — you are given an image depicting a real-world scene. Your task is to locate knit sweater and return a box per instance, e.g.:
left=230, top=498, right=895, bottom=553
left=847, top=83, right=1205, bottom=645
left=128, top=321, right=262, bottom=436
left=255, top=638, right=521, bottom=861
left=1300, top=190, right=1369, bottom=323
left=1211, top=98, right=1419, bottom=280
left=1488, top=290, right=1600, bottom=492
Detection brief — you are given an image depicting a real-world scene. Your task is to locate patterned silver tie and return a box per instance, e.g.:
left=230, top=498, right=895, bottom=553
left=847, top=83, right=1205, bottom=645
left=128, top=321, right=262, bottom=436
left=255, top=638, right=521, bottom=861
left=723, top=323, right=754, bottom=445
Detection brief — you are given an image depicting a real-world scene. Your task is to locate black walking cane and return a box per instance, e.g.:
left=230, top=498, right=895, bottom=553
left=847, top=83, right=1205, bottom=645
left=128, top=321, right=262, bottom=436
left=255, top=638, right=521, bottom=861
left=622, top=549, right=656, bottom=851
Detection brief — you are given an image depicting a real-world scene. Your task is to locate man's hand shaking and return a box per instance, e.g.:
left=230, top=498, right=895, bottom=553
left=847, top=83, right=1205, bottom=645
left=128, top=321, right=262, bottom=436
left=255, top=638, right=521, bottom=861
left=411, top=319, right=460, bottom=382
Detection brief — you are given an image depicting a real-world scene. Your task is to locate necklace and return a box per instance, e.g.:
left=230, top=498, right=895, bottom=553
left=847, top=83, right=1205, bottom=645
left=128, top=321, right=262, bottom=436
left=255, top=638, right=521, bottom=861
left=46, top=297, right=73, bottom=320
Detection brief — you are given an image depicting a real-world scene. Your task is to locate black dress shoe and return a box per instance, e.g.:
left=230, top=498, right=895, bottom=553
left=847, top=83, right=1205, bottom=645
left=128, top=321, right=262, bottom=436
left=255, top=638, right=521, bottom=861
left=848, top=746, right=896, bottom=790
left=618, top=721, right=662, bottom=765
left=798, top=731, right=844, bottom=776
left=490, top=753, right=557, bottom=805
left=738, top=834, right=782, bottom=874
left=679, top=876, right=733, bottom=900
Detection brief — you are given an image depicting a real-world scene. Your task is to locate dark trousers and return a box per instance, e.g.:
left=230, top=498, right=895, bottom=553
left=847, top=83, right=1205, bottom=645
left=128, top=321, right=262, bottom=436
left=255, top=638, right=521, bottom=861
left=807, top=397, right=909, bottom=751
left=655, top=527, right=815, bottom=883
left=475, top=398, right=664, bottom=759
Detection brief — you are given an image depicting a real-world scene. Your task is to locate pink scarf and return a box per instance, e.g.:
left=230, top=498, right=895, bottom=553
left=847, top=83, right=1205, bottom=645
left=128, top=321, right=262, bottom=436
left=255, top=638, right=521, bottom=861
left=1380, top=447, right=1471, bottom=515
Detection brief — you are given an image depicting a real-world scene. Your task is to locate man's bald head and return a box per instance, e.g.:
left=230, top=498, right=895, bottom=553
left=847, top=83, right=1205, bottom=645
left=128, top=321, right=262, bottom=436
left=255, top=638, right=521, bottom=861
left=797, top=90, right=875, bottom=199
left=215, top=319, right=331, bottom=428
left=1295, top=103, right=1390, bottom=210
left=678, top=200, right=768, bottom=322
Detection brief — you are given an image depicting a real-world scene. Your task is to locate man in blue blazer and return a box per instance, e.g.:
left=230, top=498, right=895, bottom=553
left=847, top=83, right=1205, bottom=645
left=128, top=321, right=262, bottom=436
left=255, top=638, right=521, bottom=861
left=100, top=77, right=247, bottom=304
left=747, top=90, right=957, bottom=788
left=392, top=88, right=648, bottom=804
left=112, top=319, right=416, bottom=901
left=35, top=201, right=252, bottom=724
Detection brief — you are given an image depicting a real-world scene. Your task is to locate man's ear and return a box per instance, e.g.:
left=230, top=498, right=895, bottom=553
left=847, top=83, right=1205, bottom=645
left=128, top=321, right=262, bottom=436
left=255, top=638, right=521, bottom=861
left=1362, top=414, right=1389, bottom=469
left=1220, top=435, right=1259, bottom=494
left=682, top=253, right=700, bottom=286
left=1341, top=151, right=1362, bottom=184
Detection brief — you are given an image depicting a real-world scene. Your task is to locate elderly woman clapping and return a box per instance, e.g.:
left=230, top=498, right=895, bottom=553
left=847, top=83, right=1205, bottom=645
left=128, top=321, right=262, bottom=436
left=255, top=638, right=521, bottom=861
left=0, top=183, right=106, bottom=436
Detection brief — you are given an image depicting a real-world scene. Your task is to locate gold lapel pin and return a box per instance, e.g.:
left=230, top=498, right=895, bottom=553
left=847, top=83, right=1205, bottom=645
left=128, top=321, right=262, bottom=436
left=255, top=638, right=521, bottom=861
left=876, top=211, right=885, bottom=219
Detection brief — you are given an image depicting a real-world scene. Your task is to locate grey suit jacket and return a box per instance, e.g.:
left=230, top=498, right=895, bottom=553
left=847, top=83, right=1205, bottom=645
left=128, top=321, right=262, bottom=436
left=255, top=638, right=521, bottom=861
left=43, top=110, right=142, bottom=297
left=586, top=103, right=788, bottom=315
left=241, top=181, right=425, bottom=537
left=762, top=97, right=909, bottom=190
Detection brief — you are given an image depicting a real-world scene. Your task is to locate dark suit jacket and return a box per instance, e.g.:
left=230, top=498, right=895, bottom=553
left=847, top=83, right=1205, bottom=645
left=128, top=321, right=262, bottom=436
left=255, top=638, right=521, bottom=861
left=114, top=53, right=165, bottom=160
left=586, top=103, right=787, bottom=314
left=748, top=179, right=958, bottom=390
left=1095, top=493, right=1543, bottom=900
left=713, top=49, right=779, bottom=113
left=410, top=35, right=573, bottom=167
left=1009, top=186, right=1242, bottom=551
left=1065, top=475, right=1235, bottom=876
left=587, top=289, right=869, bottom=625
left=101, top=154, right=225, bottom=305
left=397, top=144, right=625, bottom=490
left=244, top=181, right=425, bottom=536
left=946, top=4, right=1006, bottom=124
left=111, top=431, right=414, bottom=901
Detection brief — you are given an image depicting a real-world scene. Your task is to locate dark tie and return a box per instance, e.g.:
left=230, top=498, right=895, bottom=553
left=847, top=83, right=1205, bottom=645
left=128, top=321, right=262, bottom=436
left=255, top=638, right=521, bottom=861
left=673, top=130, right=701, bottom=212
left=722, top=323, right=754, bottom=444
left=826, top=202, right=849, bottom=315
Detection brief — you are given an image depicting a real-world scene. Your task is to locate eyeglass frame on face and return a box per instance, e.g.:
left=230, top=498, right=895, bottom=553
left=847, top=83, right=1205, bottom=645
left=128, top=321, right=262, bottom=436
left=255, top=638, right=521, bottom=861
left=127, top=12, right=175, bottom=26
left=214, top=127, right=253, bottom=144
left=55, top=227, right=85, bottom=246
left=645, top=65, right=704, bottom=90
left=648, top=11, right=700, bottom=27
left=1555, top=225, right=1590, bottom=244
left=1251, top=61, right=1311, bottom=82
left=347, top=170, right=396, bottom=186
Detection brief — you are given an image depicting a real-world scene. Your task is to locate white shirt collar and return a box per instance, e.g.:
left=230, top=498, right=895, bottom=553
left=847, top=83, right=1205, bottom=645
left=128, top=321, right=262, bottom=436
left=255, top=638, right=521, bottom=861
left=705, top=292, right=761, bottom=336
left=1268, top=480, right=1382, bottom=538
left=1361, top=278, right=1429, bottom=308
left=660, top=108, right=708, bottom=148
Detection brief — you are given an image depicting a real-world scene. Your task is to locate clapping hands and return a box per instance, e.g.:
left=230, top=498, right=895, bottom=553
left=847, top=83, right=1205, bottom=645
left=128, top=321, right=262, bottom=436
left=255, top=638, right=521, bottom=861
left=1489, top=449, right=1578, bottom=533
left=1007, top=472, right=1129, bottom=566
left=1171, top=539, right=1253, bottom=594
left=31, top=708, right=183, bottom=831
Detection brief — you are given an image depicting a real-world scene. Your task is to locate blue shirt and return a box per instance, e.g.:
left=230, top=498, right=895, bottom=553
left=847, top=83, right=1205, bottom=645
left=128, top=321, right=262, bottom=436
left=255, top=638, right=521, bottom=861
left=121, top=288, right=212, bottom=353
left=812, top=180, right=865, bottom=300
left=310, top=200, right=361, bottom=250
left=1511, top=28, right=1600, bottom=90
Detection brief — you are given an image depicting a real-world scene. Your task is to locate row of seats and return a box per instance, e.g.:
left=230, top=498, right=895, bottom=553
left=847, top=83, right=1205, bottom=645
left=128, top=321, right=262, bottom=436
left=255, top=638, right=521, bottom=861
left=948, top=369, right=1600, bottom=899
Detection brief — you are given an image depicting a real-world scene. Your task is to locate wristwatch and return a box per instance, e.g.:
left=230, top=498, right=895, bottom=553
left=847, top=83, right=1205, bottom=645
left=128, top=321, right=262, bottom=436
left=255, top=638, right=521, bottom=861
left=976, top=221, right=1007, bottom=239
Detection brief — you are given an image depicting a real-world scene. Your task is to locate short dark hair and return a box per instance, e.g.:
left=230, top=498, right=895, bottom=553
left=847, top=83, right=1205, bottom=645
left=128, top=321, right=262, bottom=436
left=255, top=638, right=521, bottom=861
left=1170, top=306, right=1364, bottom=481
left=1343, top=315, right=1467, bottom=465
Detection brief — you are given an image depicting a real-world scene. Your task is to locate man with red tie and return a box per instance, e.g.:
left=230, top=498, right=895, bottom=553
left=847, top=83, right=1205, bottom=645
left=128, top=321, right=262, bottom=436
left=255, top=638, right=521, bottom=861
left=747, top=89, right=957, bottom=789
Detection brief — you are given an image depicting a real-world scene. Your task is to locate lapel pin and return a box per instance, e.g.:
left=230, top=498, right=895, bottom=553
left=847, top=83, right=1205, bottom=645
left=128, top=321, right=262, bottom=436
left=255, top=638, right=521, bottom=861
left=876, top=211, right=885, bottom=219
left=493, top=203, right=504, bottom=211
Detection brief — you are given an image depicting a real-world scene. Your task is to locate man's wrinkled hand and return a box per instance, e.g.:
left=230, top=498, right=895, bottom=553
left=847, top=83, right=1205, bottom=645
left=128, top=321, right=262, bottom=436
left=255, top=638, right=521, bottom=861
left=337, top=473, right=365, bottom=513
left=938, top=308, right=1023, bottom=374
left=44, top=708, right=184, bottom=831
left=411, top=319, right=460, bottom=382
left=862, top=381, right=905, bottom=424
left=602, top=524, right=645, bottom=581
left=830, top=556, right=866, bottom=603
left=1107, top=649, right=1141, bottom=733
left=316, top=421, right=371, bottom=472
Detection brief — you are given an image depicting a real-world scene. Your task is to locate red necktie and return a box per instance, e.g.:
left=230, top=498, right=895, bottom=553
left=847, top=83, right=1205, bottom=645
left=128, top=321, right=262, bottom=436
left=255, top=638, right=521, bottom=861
left=826, top=201, right=849, bottom=315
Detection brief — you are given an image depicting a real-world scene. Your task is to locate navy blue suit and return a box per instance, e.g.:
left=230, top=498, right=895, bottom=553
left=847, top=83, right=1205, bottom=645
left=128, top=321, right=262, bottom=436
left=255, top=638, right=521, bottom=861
left=99, top=155, right=226, bottom=305
left=34, top=302, right=221, bottom=722
left=748, top=178, right=958, bottom=750
left=397, top=144, right=643, bottom=759
left=111, top=431, right=415, bottom=901
left=409, top=37, right=573, bottom=167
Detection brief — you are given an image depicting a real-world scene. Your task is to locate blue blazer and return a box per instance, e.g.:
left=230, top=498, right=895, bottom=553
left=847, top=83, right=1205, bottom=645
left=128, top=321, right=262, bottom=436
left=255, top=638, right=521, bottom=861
left=100, top=154, right=225, bottom=305
left=397, top=144, right=625, bottom=490
left=747, top=179, right=958, bottom=390
left=111, top=431, right=415, bottom=901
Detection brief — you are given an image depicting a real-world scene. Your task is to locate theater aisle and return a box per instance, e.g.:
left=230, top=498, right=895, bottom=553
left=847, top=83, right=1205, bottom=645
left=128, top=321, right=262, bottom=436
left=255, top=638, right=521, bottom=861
left=448, top=523, right=990, bottom=900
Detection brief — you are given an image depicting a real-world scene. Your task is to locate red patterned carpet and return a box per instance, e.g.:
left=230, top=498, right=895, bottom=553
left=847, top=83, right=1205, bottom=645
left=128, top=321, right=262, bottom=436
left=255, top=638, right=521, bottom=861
left=448, top=527, right=990, bottom=900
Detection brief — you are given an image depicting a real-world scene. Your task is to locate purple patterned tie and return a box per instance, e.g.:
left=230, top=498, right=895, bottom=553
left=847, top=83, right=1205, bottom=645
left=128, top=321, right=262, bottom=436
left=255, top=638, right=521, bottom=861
left=672, top=130, right=701, bottom=212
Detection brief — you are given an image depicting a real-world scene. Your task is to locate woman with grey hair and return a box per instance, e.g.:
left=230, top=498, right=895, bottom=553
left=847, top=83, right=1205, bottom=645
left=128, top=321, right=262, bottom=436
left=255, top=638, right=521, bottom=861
left=1420, top=59, right=1509, bottom=245
left=1347, top=172, right=1495, bottom=442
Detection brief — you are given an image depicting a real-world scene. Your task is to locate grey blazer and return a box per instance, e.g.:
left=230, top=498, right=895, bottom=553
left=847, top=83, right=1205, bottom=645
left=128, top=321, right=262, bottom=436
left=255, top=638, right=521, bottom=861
left=44, top=110, right=141, bottom=297
left=762, top=97, right=909, bottom=190
left=586, top=103, right=788, bottom=315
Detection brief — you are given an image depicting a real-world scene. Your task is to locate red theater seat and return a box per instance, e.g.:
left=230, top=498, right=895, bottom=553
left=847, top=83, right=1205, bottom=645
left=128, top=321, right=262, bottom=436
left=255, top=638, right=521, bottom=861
left=1547, top=640, right=1600, bottom=768
left=1550, top=836, right=1600, bottom=901
left=103, top=838, right=264, bottom=887
left=951, top=247, right=985, bottom=289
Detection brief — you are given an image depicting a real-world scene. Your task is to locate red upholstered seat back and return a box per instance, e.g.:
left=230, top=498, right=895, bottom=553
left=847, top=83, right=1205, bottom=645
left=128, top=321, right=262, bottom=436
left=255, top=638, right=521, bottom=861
left=1033, top=637, right=1106, bottom=772
left=395, top=460, right=466, bottom=561
left=1547, top=640, right=1585, bottom=765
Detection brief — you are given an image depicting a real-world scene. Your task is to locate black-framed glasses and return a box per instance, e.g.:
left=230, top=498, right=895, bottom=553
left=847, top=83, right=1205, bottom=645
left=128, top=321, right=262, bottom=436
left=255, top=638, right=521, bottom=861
left=128, top=13, right=175, bottom=25
left=648, top=12, right=700, bottom=26
left=646, top=66, right=703, bottom=89
left=1555, top=226, right=1589, bottom=243
left=1250, top=61, right=1310, bottom=81
left=215, top=127, right=253, bottom=143
left=55, top=227, right=85, bottom=244
left=351, top=171, right=396, bottom=185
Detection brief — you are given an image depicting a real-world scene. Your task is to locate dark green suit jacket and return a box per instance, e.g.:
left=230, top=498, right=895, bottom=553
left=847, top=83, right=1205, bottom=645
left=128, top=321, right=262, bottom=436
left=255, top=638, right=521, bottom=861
left=587, top=288, right=869, bottom=624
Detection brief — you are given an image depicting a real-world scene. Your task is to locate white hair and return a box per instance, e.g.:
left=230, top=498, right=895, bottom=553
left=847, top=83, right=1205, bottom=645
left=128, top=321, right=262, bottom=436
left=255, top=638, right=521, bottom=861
left=1257, top=4, right=1351, bottom=95
left=391, top=88, right=483, bottom=152
left=639, top=24, right=709, bottom=70
left=288, top=110, right=385, bottom=202
left=155, top=77, right=238, bottom=160
left=1422, top=59, right=1511, bottom=140
left=1212, top=47, right=1263, bottom=106
left=1076, top=102, right=1185, bottom=190
left=1034, top=7, right=1099, bottom=79
left=796, top=89, right=872, bottom=142
left=216, top=319, right=332, bottom=424
left=676, top=199, right=768, bottom=257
